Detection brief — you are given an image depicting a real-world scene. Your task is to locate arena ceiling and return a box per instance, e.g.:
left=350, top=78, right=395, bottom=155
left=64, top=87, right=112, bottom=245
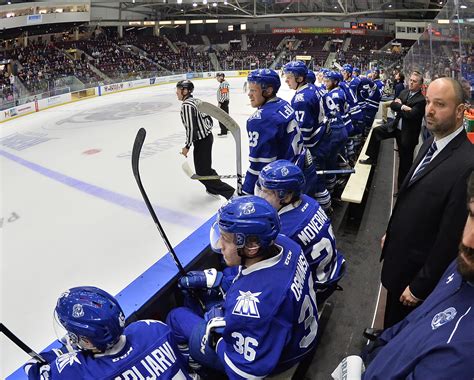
left=89, top=0, right=463, bottom=20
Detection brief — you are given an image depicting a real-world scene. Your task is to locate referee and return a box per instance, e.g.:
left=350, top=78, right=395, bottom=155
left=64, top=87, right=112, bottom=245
left=216, top=72, right=230, bottom=136
left=176, top=80, right=235, bottom=200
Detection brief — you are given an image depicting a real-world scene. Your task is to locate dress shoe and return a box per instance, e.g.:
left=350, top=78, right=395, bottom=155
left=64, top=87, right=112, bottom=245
left=359, top=157, right=377, bottom=166
left=363, top=327, right=383, bottom=341
left=393, top=192, right=399, bottom=197
left=217, top=132, right=228, bottom=137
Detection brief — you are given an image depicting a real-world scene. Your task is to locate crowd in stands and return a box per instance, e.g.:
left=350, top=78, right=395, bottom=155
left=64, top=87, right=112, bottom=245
left=0, top=28, right=436, bottom=109
left=0, top=68, right=17, bottom=106
left=9, top=41, right=101, bottom=93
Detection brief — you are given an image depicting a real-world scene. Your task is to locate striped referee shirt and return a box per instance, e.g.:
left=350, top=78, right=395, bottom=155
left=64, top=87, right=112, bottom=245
left=217, top=80, right=230, bottom=103
left=181, top=96, right=213, bottom=148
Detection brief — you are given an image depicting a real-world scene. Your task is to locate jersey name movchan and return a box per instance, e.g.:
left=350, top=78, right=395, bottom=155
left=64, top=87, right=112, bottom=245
left=114, top=341, right=177, bottom=379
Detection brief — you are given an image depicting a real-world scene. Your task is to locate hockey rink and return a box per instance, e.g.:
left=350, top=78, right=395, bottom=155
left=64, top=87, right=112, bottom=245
left=0, top=76, right=300, bottom=377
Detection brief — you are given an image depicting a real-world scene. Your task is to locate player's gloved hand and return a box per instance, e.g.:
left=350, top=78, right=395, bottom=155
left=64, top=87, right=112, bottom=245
left=24, top=349, right=63, bottom=380
left=204, top=303, right=225, bottom=322
left=179, top=269, right=223, bottom=290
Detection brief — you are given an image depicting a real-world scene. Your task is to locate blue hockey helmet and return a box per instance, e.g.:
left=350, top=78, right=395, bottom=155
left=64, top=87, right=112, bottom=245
left=324, top=70, right=341, bottom=83
left=342, top=64, right=353, bottom=74
left=353, top=67, right=361, bottom=74
left=258, top=159, right=306, bottom=199
left=283, top=60, right=308, bottom=78
left=247, top=69, right=281, bottom=94
left=54, top=286, right=125, bottom=351
left=306, top=70, right=316, bottom=84
left=211, top=195, right=280, bottom=252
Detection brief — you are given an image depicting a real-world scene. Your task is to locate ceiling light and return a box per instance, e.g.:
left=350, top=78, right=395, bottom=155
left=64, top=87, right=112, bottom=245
left=334, top=5, right=338, bottom=8
left=203, top=0, right=208, bottom=4
left=177, top=0, right=182, bottom=3
left=212, top=2, right=217, bottom=6
left=460, top=4, right=467, bottom=8
left=224, top=0, right=228, bottom=4
left=388, top=4, right=392, bottom=7
left=193, top=2, right=197, bottom=6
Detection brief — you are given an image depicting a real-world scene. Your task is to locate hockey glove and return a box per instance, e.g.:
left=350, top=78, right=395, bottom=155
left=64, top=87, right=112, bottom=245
left=24, top=349, right=63, bottom=380
left=204, top=304, right=225, bottom=322
left=179, top=269, right=223, bottom=289
left=189, top=319, right=225, bottom=372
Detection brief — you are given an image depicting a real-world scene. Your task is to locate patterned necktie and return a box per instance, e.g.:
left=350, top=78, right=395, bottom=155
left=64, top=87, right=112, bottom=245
left=409, top=141, right=438, bottom=185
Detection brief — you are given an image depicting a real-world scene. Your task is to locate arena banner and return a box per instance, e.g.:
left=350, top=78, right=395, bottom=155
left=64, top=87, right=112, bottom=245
left=272, top=27, right=366, bottom=35
left=237, top=70, right=250, bottom=77
left=37, top=93, right=72, bottom=110
left=0, top=102, right=36, bottom=122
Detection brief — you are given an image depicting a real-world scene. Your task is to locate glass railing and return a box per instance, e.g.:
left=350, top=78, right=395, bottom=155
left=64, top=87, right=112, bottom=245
left=403, top=0, right=473, bottom=102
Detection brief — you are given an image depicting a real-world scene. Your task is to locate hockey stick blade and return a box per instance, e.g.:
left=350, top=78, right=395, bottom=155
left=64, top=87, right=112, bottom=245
left=131, top=128, right=186, bottom=276
left=195, top=100, right=243, bottom=194
left=188, top=170, right=354, bottom=179
left=182, top=161, right=237, bottom=180
left=0, top=323, right=47, bottom=364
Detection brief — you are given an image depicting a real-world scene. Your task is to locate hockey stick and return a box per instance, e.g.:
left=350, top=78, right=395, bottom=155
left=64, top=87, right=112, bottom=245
left=0, top=323, right=47, bottom=364
left=132, top=128, right=187, bottom=276
left=195, top=100, right=243, bottom=194
left=183, top=160, right=355, bottom=180
left=132, top=128, right=206, bottom=311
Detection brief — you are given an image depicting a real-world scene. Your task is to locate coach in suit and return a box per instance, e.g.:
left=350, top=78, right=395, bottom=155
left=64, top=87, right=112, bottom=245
left=360, top=71, right=426, bottom=190
left=380, top=77, right=474, bottom=328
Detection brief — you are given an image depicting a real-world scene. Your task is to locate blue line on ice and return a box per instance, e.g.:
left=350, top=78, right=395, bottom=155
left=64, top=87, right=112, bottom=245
left=0, top=149, right=202, bottom=227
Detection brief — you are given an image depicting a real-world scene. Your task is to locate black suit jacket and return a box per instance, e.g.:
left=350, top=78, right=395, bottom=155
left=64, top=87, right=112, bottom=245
left=381, top=129, right=474, bottom=299
left=388, top=89, right=426, bottom=149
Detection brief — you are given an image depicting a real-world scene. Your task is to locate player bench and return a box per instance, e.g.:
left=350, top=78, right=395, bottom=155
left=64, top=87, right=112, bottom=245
left=340, top=122, right=377, bottom=204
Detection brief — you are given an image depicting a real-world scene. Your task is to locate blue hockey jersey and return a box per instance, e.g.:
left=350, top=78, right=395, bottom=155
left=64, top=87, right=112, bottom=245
left=364, top=260, right=474, bottom=379
left=215, top=235, right=318, bottom=379
left=278, top=194, right=342, bottom=286
left=339, top=81, right=363, bottom=122
left=291, top=83, right=326, bottom=149
left=243, top=98, right=303, bottom=194
left=365, top=79, right=384, bottom=115
left=322, top=87, right=352, bottom=132
left=355, top=77, right=373, bottom=112
left=45, top=320, right=190, bottom=379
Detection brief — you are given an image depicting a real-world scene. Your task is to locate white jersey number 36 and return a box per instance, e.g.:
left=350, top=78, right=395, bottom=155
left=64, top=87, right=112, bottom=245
left=298, top=273, right=318, bottom=348
left=231, top=332, right=259, bottom=362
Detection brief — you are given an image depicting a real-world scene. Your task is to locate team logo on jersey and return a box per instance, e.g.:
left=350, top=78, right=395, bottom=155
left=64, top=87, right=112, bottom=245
left=242, top=203, right=256, bottom=215
left=232, top=291, right=262, bottom=318
left=56, top=352, right=81, bottom=373
left=249, top=109, right=262, bottom=120
left=294, top=93, right=305, bottom=102
left=446, top=273, right=455, bottom=284
left=280, top=167, right=289, bottom=177
left=431, top=307, right=457, bottom=330
left=72, top=304, right=84, bottom=318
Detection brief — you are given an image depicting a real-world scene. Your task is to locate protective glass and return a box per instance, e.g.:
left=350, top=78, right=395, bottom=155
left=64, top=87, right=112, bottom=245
left=210, top=221, right=223, bottom=254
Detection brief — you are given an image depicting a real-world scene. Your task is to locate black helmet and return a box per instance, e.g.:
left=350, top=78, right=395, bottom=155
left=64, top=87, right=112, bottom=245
left=176, top=80, right=194, bottom=92
left=217, top=72, right=225, bottom=78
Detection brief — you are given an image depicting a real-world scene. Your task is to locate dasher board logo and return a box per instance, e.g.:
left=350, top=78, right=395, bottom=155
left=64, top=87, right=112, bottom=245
left=232, top=290, right=262, bottom=318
